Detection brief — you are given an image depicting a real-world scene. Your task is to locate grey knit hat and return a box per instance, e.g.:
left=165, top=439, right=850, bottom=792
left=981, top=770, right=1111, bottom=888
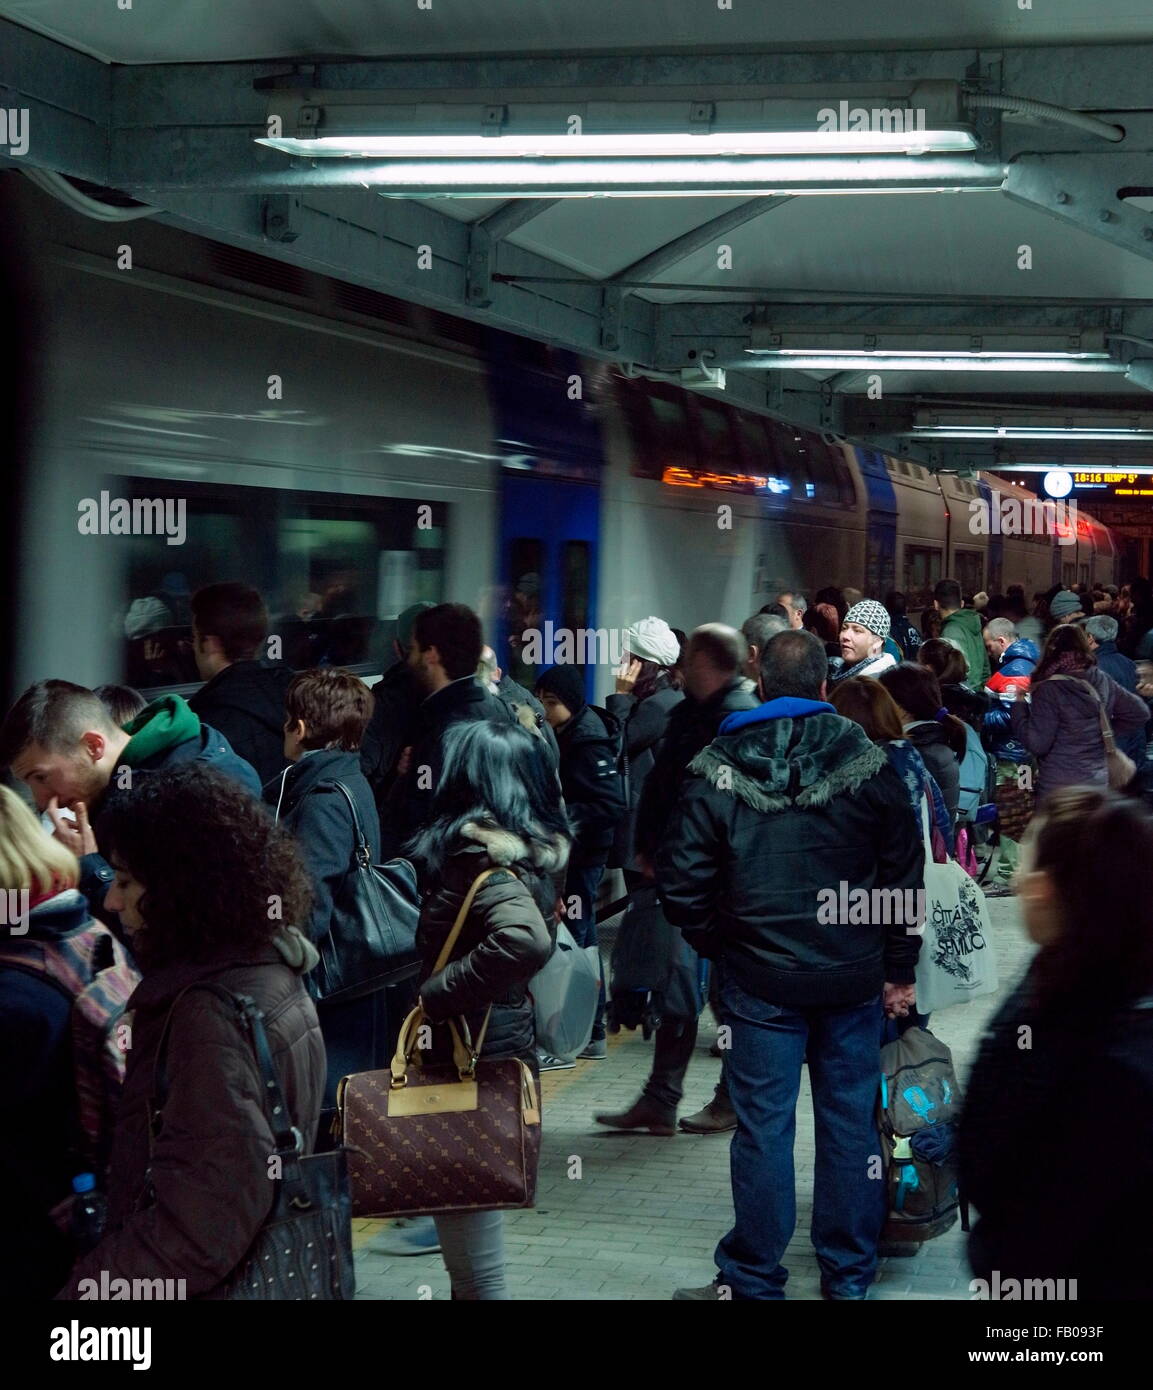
left=1049, top=590, right=1083, bottom=620
left=843, top=599, right=891, bottom=640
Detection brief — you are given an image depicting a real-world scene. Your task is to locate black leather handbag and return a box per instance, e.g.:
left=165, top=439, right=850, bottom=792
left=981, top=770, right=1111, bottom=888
left=148, top=985, right=355, bottom=1301
left=308, top=781, right=422, bottom=1005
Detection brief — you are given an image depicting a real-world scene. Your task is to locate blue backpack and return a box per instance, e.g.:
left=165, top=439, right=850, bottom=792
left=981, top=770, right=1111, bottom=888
left=956, top=723, right=995, bottom=824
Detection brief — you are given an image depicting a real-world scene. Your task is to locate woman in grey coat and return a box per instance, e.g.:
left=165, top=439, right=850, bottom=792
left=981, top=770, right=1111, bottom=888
left=1010, top=624, right=1148, bottom=804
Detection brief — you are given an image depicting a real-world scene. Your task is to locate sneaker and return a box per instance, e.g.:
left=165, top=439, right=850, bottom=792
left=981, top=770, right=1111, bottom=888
left=375, top=1216, right=442, bottom=1257
left=536, top=1048, right=576, bottom=1072
left=577, top=1038, right=607, bottom=1060
left=673, top=1281, right=725, bottom=1300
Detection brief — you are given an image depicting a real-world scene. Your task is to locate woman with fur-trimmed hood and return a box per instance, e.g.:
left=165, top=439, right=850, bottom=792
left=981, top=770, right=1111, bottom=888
left=405, top=719, right=570, bottom=1300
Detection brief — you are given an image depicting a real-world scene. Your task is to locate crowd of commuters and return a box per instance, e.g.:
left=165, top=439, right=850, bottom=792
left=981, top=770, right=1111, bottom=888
left=2, top=570, right=1152, bottom=1302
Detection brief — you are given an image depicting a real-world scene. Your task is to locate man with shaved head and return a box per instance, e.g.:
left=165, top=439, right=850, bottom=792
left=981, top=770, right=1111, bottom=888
left=595, top=623, right=757, bottom=1137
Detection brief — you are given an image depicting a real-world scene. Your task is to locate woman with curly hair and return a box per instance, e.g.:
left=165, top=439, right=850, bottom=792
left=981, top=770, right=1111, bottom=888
left=59, top=763, right=326, bottom=1299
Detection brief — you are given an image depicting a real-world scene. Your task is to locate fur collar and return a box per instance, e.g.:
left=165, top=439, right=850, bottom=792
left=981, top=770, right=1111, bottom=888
left=461, top=820, right=570, bottom=873
left=689, top=712, right=888, bottom=814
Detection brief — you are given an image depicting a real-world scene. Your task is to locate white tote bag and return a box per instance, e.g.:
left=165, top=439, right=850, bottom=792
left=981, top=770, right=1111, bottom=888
left=530, top=919, right=601, bottom=1059
left=914, top=797, right=999, bottom=1014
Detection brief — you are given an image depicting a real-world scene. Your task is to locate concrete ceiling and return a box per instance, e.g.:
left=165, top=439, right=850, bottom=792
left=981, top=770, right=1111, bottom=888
left=3, top=3, right=1153, bottom=471
left=4, top=0, right=1153, bottom=64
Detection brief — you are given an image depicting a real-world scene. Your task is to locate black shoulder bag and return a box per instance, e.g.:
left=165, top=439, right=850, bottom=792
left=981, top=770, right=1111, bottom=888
left=146, top=983, right=354, bottom=1300
left=301, top=780, right=423, bottom=1005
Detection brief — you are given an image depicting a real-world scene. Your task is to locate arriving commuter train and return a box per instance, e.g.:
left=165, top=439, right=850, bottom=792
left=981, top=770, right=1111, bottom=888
left=10, top=174, right=1118, bottom=702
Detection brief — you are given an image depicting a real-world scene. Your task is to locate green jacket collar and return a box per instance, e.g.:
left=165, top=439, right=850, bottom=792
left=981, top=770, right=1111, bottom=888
left=120, top=694, right=201, bottom=768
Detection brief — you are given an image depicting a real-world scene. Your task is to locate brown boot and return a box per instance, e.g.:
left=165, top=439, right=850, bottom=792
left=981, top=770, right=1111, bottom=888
left=593, top=1095, right=677, bottom=1136
left=679, top=1094, right=737, bottom=1134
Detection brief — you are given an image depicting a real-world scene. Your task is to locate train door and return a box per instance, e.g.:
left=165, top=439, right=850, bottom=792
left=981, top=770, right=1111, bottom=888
left=855, top=447, right=898, bottom=598
left=483, top=333, right=606, bottom=700
left=499, top=475, right=600, bottom=697
left=978, top=480, right=1003, bottom=593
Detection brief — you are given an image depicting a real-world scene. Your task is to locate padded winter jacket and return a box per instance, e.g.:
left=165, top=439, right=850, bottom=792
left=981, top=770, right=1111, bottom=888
left=188, top=659, right=296, bottom=787
left=553, top=704, right=626, bottom=864
left=656, top=698, right=923, bottom=1009
left=415, top=822, right=568, bottom=1062
left=360, top=659, right=422, bottom=814
left=1010, top=665, right=1149, bottom=801
left=984, top=639, right=1038, bottom=763
left=59, top=931, right=325, bottom=1299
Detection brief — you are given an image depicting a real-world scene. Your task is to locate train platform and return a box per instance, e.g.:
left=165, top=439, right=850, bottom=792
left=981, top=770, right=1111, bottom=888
left=350, top=891, right=1032, bottom=1302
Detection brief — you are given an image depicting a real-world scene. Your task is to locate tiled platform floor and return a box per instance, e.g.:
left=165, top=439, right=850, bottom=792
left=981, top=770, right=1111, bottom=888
left=353, top=892, right=1032, bottom=1301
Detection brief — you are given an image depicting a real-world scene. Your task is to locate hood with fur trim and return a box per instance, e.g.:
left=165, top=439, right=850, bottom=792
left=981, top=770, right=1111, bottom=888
left=689, top=706, right=888, bottom=814
left=460, top=819, right=570, bottom=875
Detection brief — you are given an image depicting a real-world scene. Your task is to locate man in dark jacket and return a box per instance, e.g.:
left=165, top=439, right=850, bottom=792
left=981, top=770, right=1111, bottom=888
left=1084, top=615, right=1150, bottom=766
left=380, top=604, right=515, bottom=858
left=188, top=582, right=295, bottom=786
left=0, top=681, right=261, bottom=921
left=660, top=630, right=923, bottom=1302
left=359, top=601, right=434, bottom=817
left=596, top=625, right=756, bottom=1126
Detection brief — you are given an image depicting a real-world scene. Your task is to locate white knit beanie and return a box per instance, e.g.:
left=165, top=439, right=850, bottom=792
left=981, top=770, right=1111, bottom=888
left=843, top=600, right=891, bottom=640
left=624, top=616, right=681, bottom=667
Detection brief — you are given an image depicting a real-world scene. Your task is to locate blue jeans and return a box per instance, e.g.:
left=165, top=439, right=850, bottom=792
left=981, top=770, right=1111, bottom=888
left=717, top=979, right=886, bottom=1300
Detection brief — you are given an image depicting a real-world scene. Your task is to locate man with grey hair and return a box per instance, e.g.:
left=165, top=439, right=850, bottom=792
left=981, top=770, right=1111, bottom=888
left=776, top=592, right=807, bottom=631
left=741, top=613, right=789, bottom=689
left=1084, top=616, right=1148, bottom=766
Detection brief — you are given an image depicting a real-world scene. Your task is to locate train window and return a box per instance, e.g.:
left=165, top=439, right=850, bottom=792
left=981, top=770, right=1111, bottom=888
left=507, top=538, right=546, bottom=689
left=644, top=391, right=697, bottom=477
left=561, top=541, right=592, bottom=635
left=695, top=402, right=741, bottom=476
left=118, top=478, right=445, bottom=692
left=954, top=550, right=984, bottom=598
left=904, top=547, right=943, bottom=610
left=768, top=426, right=814, bottom=500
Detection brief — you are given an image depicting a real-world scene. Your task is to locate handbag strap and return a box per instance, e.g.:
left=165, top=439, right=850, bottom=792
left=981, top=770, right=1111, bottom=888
left=150, top=983, right=304, bottom=1162
left=1047, top=674, right=1117, bottom=751
left=389, top=866, right=510, bottom=1087
left=318, top=779, right=372, bottom=864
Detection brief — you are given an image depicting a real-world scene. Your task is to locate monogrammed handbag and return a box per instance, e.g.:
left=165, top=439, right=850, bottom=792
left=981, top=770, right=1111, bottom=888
left=336, top=867, right=543, bottom=1218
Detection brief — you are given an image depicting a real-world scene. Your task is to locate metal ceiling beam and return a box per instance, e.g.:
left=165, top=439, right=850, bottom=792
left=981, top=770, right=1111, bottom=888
left=465, top=198, right=560, bottom=309
left=1003, top=153, right=1153, bottom=265
left=478, top=199, right=560, bottom=239
left=608, top=198, right=790, bottom=285
left=0, top=19, right=108, bottom=182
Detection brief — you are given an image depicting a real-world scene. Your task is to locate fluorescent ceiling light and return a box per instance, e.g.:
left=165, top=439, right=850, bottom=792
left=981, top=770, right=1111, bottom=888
left=257, top=129, right=979, bottom=159
left=743, top=354, right=1125, bottom=373
left=912, top=426, right=1153, bottom=440
left=766, top=349, right=1110, bottom=360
